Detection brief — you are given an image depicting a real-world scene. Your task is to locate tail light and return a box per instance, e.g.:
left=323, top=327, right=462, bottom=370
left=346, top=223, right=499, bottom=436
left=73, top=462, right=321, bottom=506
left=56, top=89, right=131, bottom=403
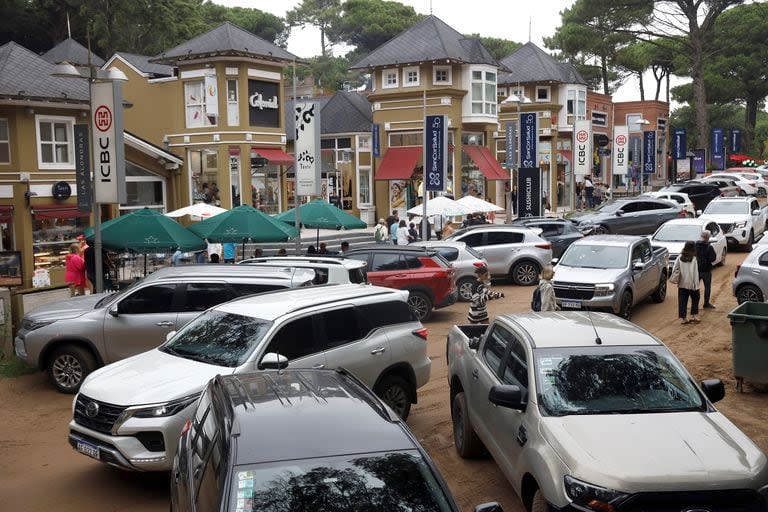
left=678, top=209, right=688, bottom=217
left=735, top=265, right=741, bottom=278
left=412, top=327, right=428, bottom=340
left=181, top=419, right=192, bottom=437
left=473, top=261, right=486, bottom=268
left=535, top=243, right=552, bottom=250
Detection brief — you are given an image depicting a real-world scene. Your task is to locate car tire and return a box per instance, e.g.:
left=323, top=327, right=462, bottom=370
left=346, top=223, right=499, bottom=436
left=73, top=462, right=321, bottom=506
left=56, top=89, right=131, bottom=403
left=743, top=230, right=754, bottom=251
left=511, top=260, right=541, bottom=286
left=48, top=345, right=96, bottom=394
left=375, top=374, right=413, bottom=420
left=737, top=284, right=763, bottom=304
left=457, top=277, right=476, bottom=302
left=739, top=189, right=747, bottom=197
left=452, top=392, right=484, bottom=458
left=531, top=490, right=551, bottom=512
left=718, top=247, right=727, bottom=266
left=652, top=274, right=667, bottom=303
left=407, top=291, right=433, bottom=322
left=618, top=290, right=633, bottom=320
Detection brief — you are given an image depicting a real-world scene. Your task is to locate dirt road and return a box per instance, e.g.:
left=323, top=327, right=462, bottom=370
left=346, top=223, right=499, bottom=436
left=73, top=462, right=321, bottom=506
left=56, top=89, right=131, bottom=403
left=1, top=249, right=766, bottom=512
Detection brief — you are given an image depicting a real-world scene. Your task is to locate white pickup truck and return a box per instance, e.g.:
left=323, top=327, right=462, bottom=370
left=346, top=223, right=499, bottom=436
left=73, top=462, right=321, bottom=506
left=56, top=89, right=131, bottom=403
left=446, top=312, right=768, bottom=511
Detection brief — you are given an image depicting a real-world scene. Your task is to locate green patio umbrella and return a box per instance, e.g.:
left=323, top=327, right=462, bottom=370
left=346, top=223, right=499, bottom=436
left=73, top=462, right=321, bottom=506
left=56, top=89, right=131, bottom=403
left=188, top=205, right=299, bottom=251
left=274, top=199, right=367, bottom=246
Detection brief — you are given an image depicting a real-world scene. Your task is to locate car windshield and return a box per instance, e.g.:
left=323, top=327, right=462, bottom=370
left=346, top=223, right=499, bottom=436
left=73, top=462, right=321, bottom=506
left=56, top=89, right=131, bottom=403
left=160, top=310, right=272, bottom=367
left=703, top=202, right=749, bottom=215
left=535, top=346, right=705, bottom=416
left=653, top=224, right=702, bottom=242
left=558, top=245, right=628, bottom=269
left=229, top=451, right=453, bottom=512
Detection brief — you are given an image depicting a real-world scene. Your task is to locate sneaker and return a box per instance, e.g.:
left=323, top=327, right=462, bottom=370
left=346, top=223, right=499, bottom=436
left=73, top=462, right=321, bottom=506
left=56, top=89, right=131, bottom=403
left=680, top=318, right=689, bottom=325
left=691, top=316, right=701, bottom=323
left=704, top=303, right=716, bottom=309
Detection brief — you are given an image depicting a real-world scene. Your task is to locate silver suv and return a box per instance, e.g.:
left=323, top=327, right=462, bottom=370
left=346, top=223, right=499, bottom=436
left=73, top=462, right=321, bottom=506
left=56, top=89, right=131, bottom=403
left=15, top=265, right=315, bottom=393
left=445, top=226, right=552, bottom=285
left=69, top=284, right=431, bottom=471
left=733, top=244, right=768, bottom=303
left=411, top=240, right=487, bottom=301
left=238, top=256, right=368, bottom=285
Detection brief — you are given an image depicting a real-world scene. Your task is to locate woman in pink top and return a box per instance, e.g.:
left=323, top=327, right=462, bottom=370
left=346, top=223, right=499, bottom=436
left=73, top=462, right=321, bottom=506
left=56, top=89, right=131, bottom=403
left=65, top=243, right=87, bottom=296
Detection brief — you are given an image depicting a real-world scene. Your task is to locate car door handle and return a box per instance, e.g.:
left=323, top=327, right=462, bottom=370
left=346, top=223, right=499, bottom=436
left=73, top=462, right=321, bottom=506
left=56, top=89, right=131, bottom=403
left=394, top=274, right=408, bottom=278
left=173, top=470, right=180, bottom=484
left=752, top=269, right=761, bottom=274
left=370, top=347, right=386, bottom=355
left=312, top=364, right=325, bottom=369
left=156, top=321, right=175, bottom=327
left=472, top=368, right=479, bottom=380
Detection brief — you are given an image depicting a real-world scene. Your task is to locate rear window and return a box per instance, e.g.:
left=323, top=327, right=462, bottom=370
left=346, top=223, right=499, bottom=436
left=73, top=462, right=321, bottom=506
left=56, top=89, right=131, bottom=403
left=434, top=247, right=459, bottom=262
left=348, top=267, right=367, bottom=284
left=358, top=300, right=416, bottom=327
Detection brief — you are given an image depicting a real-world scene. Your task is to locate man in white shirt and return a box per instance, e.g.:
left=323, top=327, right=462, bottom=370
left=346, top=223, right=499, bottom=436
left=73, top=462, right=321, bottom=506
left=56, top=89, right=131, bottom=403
left=584, top=176, right=595, bottom=208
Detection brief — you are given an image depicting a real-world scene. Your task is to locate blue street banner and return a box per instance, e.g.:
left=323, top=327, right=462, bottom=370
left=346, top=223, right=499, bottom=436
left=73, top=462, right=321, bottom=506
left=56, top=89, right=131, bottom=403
left=692, top=149, right=707, bottom=175
left=371, top=123, right=380, bottom=158
left=672, top=128, right=686, bottom=160
left=424, top=115, right=447, bottom=192
left=520, top=113, right=537, bottom=168
left=643, top=130, right=656, bottom=174
left=730, top=128, right=742, bottom=154
left=516, top=167, right=542, bottom=218
left=74, top=125, right=92, bottom=213
left=505, top=122, right=517, bottom=169
left=711, top=128, right=724, bottom=170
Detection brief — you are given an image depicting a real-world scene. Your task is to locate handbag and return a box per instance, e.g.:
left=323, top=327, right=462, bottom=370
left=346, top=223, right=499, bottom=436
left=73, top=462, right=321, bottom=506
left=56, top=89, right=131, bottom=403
left=669, top=261, right=680, bottom=285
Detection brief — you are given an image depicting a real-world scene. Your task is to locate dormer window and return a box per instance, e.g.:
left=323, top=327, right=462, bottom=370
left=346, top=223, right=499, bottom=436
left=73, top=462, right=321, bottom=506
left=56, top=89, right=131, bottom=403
left=403, top=66, right=420, bottom=87
left=433, top=65, right=452, bottom=85
left=383, top=68, right=398, bottom=89
left=535, top=86, right=551, bottom=102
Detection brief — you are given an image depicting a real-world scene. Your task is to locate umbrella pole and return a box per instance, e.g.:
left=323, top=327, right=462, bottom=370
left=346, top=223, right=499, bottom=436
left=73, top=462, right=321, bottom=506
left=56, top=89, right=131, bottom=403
left=241, top=238, right=245, bottom=262
left=316, top=226, right=319, bottom=248
left=143, top=253, right=147, bottom=277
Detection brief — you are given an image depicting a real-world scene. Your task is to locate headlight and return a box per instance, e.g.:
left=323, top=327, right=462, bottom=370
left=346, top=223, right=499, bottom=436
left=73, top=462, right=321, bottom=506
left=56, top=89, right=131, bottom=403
left=130, top=393, right=201, bottom=419
left=735, top=221, right=747, bottom=229
left=22, top=318, right=55, bottom=331
left=593, top=283, right=615, bottom=296
left=564, top=475, right=629, bottom=511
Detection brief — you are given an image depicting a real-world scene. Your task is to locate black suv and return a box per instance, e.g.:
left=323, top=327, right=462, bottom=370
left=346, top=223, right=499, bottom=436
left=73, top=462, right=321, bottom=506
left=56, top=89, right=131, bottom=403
left=659, top=182, right=722, bottom=211
left=170, top=369, right=503, bottom=512
left=509, top=217, right=584, bottom=258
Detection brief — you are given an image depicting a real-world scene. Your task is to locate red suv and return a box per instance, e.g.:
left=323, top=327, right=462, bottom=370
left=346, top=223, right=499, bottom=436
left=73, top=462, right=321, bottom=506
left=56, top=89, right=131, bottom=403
left=345, top=245, right=457, bottom=321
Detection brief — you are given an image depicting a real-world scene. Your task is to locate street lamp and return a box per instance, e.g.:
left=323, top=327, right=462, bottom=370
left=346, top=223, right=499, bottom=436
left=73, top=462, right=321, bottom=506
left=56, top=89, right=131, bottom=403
left=51, top=58, right=128, bottom=293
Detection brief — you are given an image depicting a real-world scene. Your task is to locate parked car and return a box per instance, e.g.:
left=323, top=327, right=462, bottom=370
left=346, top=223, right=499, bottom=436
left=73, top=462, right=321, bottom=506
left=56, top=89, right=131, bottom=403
left=570, top=197, right=685, bottom=236
left=14, top=265, right=315, bottom=393
left=552, top=235, right=668, bottom=319
left=642, top=190, right=696, bottom=217
left=658, top=182, right=722, bottom=212
left=651, top=218, right=728, bottom=270
left=170, top=369, right=503, bottom=512
left=699, top=196, right=768, bottom=249
left=238, top=255, right=367, bottom=285
left=411, top=240, right=487, bottom=301
left=733, top=244, right=768, bottom=303
left=444, top=225, right=552, bottom=286
left=344, top=245, right=457, bottom=321
left=693, top=177, right=742, bottom=197
left=708, top=172, right=763, bottom=196
left=509, top=217, right=584, bottom=258
left=69, top=284, right=432, bottom=471
left=447, top=312, right=768, bottom=512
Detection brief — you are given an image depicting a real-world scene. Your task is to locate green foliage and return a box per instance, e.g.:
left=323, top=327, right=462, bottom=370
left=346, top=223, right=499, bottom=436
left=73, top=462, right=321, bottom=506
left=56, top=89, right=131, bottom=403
left=331, top=0, right=421, bottom=56
left=463, top=35, right=521, bottom=62
left=0, top=356, right=36, bottom=378
left=200, top=3, right=289, bottom=48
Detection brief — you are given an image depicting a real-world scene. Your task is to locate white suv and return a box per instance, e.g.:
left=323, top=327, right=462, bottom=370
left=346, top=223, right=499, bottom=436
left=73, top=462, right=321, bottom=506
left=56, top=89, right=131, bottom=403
left=699, top=196, right=768, bottom=249
left=238, top=256, right=367, bottom=285
left=68, top=284, right=431, bottom=471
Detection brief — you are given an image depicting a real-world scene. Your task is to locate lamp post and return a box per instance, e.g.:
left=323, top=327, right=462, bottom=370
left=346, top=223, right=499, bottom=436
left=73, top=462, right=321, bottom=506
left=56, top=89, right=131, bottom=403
left=52, top=54, right=128, bottom=293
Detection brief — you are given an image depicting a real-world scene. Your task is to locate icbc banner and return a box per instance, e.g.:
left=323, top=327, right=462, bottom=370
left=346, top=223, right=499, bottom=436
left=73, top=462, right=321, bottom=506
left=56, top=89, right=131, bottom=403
left=90, top=81, right=125, bottom=203
left=573, top=120, right=592, bottom=176
left=612, top=125, right=628, bottom=175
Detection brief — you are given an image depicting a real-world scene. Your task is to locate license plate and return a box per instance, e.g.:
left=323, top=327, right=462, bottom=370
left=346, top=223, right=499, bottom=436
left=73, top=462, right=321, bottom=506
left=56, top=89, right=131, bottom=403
left=76, top=441, right=100, bottom=460
left=561, top=300, right=582, bottom=309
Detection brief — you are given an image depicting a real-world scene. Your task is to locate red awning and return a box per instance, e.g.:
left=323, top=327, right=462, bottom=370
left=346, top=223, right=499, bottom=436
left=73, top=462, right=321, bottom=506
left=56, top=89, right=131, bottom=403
left=32, top=204, right=90, bottom=219
left=0, top=206, right=12, bottom=224
left=463, top=145, right=508, bottom=180
left=375, top=147, right=423, bottom=180
left=252, top=147, right=294, bottom=165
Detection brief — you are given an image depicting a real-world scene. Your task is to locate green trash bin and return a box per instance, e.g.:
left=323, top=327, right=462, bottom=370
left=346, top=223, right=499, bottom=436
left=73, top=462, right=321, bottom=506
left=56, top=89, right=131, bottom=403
left=728, top=301, right=768, bottom=392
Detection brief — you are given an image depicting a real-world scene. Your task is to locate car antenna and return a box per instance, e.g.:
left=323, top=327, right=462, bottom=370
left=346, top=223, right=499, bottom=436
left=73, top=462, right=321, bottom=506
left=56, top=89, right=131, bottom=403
left=586, top=309, right=602, bottom=345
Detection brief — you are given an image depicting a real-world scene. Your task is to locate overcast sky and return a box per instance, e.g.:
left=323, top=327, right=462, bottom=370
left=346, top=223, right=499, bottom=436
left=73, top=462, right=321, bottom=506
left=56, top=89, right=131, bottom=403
left=221, top=0, right=680, bottom=104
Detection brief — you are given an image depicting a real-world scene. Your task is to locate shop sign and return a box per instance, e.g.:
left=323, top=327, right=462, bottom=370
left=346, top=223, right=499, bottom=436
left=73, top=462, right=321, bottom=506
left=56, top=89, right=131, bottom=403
left=424, top=115, right=446, bottom=192
left=730, top=128, right=741, bottom=154
left=74, top=125, right=91, bottom=212
left=248, top=80, right=280, bottom=128
left=573, top=120, right=591, bottom=176
left=643, top=130, right=656, bottom=174
left=372, top=124, right=380, bottom=158
left=32, top=268, right=50, bottom=288
left=692, top=149, right=707, bottom=175
left=516, top=167, right=541, bottom=218
left=711, top=128, right=724, bottom=170
left=505, top=122, right=517, bottom=169
left=612, top=125, right=629, bottom=175
left=294, top=102, right=321, bottom=196
left=520, top=113, right=537, bottom=168
left=672, top=128, right=686, bottom=160
left=51, top=181, right=72, bottom=200
left=91, top=81, right=126, bottom=204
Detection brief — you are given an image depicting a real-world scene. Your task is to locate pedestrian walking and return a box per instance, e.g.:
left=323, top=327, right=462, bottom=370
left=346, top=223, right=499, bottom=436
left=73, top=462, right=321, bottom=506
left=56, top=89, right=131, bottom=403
left=695, top=230, right=717, bottom=309
left=396, top=220, right=409, bottom=245
left=171, top=248, right=184, bottom=266
left=209, top=253, right=221, bottom=263
left=536, top=265, right=558, bottom=311
left=584, top=176, right=595, bottom=208
left=65, top=243, right=87, bottom=296
left=408, top=222, right=419, bottom=242
left=223, top=242, right=236, bottom=263
left=374, top=218, right=389, bottom=243
left=386, top=209, right=398, bottom=230
left=340, top=241, right=350, bottom=254
left=670, top=241, right=700, bottom=324
left=442, top=220, right=456, bottom=238
left=390, top=217, right=400, bottom=244
left=467, top=266, right=504, bottom=324
left=195, top=250, right=208, bottom=264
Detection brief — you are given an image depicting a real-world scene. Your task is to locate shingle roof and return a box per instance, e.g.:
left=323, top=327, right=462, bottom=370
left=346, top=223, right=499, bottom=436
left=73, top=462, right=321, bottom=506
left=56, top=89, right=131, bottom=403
left=112, top=52, right=173, bottom=77
left=498, top=42, right=586, bottom=85
left=0, top=41, right=88, bottom=102
left=152, top=21, right=297, bottom=64
left=284, top=92, right=371, bottom=141
left=41, top=38, right=105, bottom=66
left=350, top=15, right=499, bottom=70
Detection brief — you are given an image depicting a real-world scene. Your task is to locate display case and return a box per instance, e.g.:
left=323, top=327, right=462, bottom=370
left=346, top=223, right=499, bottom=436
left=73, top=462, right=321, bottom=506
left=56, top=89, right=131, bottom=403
left=32, top=215, right=89, bottom=270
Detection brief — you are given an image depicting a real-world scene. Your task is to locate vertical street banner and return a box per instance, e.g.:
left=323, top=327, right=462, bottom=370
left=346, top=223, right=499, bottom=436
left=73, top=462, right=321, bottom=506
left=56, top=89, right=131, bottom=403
left=74, top=125, right=91, bottom=212
left=711, top=128, right=724, bottom=170
left=516, top=167, right=542, bottom=218
left=612, top=125, right=629, bottom=175
left=692, top=149, right=707, bottom=175
left=520, top=113, right=537, bottom=168
left=730, top=128, right=742, bottom=154
left=424, top=115, right=447, bottom=192
left=372, top=123, right=380, bottom=158
left=672, top=128, right=686, bottom=160
left=642, top=130, right=656, bottom=174
left=91, top=81, right=126, bottom=203
left=294, top=102, right=321, bottom=196
left=505, top=122, right=517, bottom=169
left=573, top=120, right=592, bottom=175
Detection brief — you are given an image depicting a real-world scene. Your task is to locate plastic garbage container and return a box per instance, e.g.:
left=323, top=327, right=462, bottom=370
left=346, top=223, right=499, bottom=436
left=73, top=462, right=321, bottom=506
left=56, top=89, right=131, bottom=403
left=728, top=301, right=768, bottom=392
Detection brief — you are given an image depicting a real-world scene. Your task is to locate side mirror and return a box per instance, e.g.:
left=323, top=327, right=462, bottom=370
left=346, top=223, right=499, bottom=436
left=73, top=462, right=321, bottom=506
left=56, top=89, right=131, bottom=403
left=259, top=352, right=289, bottom=370
left=700, top=378, right=725, bottom=403
left=488, top=384, right=525, bottom=410
left=752, top=209, right=761, bottom=216
left=475, top=503, right=503, bottom=512
left=632, top=261, right=646, bottom=271
left=550, top=258, right=559, bottom=266
left=165, top=330, right=177, bottom=342
left=696, top=209, right=702, bottom=216
left=108, top=305, right=119, bottom=317
left=614, top=210, right=623, bottom=216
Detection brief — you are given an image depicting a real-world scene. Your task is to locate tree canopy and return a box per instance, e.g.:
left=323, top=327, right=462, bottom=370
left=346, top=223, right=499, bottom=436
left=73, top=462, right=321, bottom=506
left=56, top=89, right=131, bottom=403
left=331, top=0, right=422, bottom=56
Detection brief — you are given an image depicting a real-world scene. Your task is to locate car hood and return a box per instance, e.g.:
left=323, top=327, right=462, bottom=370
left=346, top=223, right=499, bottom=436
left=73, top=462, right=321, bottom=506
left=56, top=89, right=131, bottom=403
left=552, top=265, right=624, bottom=284
left=541, top=412, right=768, bottom=492
left=651, top=240, right=684, bottom=256
left=25, top=293, right=109, bottom=321
left=80, top=349, right=235, bottom=406
left=569, top=211, right=615, bottom=225
left=700, top=213, right=749, bottom=224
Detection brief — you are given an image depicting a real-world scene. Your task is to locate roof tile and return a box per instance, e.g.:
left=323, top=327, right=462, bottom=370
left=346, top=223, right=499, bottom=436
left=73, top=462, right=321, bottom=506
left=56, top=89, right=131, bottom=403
left=0, top=41, right=88, bottom=101
left=498, top=42, right=586, bottom=85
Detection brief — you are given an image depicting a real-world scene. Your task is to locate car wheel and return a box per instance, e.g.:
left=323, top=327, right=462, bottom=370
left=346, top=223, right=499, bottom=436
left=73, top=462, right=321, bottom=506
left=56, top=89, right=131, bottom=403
left=457, top=277, right=475, bottom=302
left=48, top=345, right=96, bottom=394
left=592, top=225, right=609, bottom=235
left=743, top=230, right=754, bottom=251
left=652, top=274, right=667, bottom=303
left=407, top=291, right=433, bottom=321
left=511, top=260, right=541, bottom=286
left=739, top=189, right=747, bottom=197
left=452, top=392, right=484, bottom=458
left=375, top=374, right=412, bottom=420
left=718, top=247, right=727, bottom=266
left=618, top=290, right=633, bottom=320
left=737, top=284, right=763, bottom=304
left=531, top=490, right=552, bottom=512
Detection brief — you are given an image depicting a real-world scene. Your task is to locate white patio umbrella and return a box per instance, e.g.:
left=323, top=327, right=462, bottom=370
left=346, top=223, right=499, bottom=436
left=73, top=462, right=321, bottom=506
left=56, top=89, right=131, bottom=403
left=456, top=195, right=504, bottom=213
left=165, top=203, right=227, bottom=221
left=407, top=195, right=472, bottom=217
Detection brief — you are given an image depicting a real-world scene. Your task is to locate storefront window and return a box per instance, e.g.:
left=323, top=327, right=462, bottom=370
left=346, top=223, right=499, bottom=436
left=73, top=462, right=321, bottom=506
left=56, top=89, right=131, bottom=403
left=0, top=119, right=9, bottom=163
left=36, top=116, right=74, bottom=168
left=359, top=167, right=372, bottom=205
left=227, top=79, right=239, bottom=126
left=461, top=133, right=486, bottom=198
left=388, top=132, right=422, bottom=147
left=230, top=153, right=241, bottom=207
left=120, top=162, right=166, bottom=213
left=190, top=149, right=221, bottom=204
left=32, top=210, right=89, bottom=271
left=251, top=152, right=280, bottom=214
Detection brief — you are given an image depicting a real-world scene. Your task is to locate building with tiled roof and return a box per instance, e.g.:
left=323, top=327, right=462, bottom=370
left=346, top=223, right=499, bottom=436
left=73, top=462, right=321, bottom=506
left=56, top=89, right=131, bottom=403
left=41, top=37, right=105, bottom=67
left=104, top=52, right=174, bottom=79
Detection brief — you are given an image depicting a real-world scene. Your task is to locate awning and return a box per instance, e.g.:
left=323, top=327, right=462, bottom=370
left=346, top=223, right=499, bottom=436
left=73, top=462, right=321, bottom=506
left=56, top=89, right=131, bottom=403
left=0, top=206, right=12, bottom=223
left=375, top=147, right=423, bottom=180
left=252, top=147, right=294, bottom=165
left=463, top=145, right=509, bottom=180
left=32, top=204, right=90, bottom=219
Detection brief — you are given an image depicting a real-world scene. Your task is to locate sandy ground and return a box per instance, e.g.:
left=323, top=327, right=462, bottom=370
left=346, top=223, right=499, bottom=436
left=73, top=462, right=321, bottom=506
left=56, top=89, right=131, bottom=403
left=2, top=249, right=767, bottom=512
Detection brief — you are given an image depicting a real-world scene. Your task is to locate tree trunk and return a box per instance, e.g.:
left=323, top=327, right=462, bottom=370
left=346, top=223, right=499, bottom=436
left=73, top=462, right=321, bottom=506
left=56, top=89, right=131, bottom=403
left=601, top=54, right=609, bottom=95
left=666, top=67, right=670, bottom=103
left=652, top=65, right=663, bottom=101
left=745, top=95, right=758, bottom=154
left=638, top=72, right=645, bottom=101
left=320, top=27, right=326, bottom=57
left=689, top=27, right=709, bottom=153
